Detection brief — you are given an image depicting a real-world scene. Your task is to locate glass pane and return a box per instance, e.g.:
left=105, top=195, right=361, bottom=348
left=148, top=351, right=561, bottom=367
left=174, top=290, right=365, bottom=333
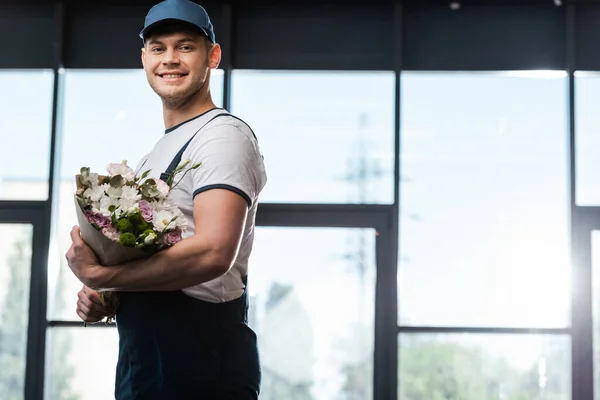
left=592, top=230, right=600, bottom=400
left=248, top=227, right=376, bottom=399
left=575, top=72, right=600, bottom=205
left=47, top=69, right=224, bottom=320
left=0, top=70, right=53, bottom=200
left=231, top=70, right=395, bottom=204
left=44, top=327, right=119, bottom=400
left=0, top=223, right=33, bottom=399
left=399, top=71, right=570, bottom=328
left=398, top=333, right=571, bottom=399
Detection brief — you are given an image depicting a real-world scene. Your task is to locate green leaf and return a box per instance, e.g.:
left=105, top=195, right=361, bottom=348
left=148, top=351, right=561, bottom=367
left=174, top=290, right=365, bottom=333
left=109, top=175, right=125, bottom=188
left=140, top=185, right=160, bottom=198
left=140, top=170, right=151, bottom=180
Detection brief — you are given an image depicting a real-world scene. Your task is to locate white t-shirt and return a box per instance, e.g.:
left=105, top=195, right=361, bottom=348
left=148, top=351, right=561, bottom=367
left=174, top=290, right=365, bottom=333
left=135, top=107, right=267, bottom=303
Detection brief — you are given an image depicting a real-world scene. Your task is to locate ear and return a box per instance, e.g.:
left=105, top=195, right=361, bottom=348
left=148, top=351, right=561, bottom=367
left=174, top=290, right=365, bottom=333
left=208, top=43, right=222, bottom=69
left=141, top=47, right=147, bottom=69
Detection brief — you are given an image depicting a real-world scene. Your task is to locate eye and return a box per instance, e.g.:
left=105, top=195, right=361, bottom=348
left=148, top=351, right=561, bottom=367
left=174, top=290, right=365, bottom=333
left=151, top=47, right=164, bottom=53
left=180, top=45, right=194, bottom=51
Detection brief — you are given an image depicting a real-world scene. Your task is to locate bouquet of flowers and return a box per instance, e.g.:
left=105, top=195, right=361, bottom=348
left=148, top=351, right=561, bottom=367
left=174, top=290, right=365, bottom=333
left=74, top=159, right=201, bottom=322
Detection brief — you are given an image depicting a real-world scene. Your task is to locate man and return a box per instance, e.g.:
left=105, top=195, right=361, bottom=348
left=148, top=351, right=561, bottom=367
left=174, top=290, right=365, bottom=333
left=65, top=0, right=267, bottom=399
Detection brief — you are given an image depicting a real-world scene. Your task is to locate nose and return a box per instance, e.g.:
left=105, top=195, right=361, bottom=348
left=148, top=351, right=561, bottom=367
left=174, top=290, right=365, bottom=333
left=162, top=48, right=180, bottom=66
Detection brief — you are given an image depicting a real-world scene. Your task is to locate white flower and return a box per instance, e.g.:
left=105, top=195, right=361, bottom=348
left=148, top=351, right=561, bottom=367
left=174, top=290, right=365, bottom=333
left=153, top=210, right=176, bottom=231
left=106, top=185, right=122, bottom=198
left=144, top=232, right=157, bottom=245
left=127, top=205, right=139, bottom=215
left=118, top=185, right=142, bottom=210
left=81, top=172, right=99, bottom=186
left=106, top=160, right=136, bottom=181
left=150, top=198, right=188, bottom=231
left=83, top=183, right=109, bottom=203
left=95, top=195, right=120, bottom=217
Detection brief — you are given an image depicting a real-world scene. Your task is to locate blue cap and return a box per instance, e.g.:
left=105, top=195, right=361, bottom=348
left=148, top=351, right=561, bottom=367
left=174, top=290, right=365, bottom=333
left=140, top=0, right=215, bottom=43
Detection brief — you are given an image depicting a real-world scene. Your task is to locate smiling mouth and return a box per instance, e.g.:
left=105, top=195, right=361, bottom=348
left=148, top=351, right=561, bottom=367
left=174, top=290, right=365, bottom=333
left=159, top=73, right=187, bottom=79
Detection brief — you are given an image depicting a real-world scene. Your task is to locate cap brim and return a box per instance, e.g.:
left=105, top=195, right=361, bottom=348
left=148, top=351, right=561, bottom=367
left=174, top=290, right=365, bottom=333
left=139, top=18, right=212, bottom=42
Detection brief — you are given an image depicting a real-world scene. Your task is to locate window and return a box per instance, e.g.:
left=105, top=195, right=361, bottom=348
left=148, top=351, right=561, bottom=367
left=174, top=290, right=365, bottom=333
left=44, top=327, right=119, bottom=400
left=592, top=230, right=600, bottom=400
left=575, top=71, right=600, bottom=205
left=398, top=333, right=570, bottom=399
left=0, top=223, right=33, bottom=398
left=398, top=71, right=570, bottom=328
left=0, top=70, right=53, bottom=200
left=248, top=227, right=376, bottom=399
left=47, top=69, right=224, bottom=320
left=230, top=70, right=395, bottom=204
left=45, top=226, right=377, bottom=400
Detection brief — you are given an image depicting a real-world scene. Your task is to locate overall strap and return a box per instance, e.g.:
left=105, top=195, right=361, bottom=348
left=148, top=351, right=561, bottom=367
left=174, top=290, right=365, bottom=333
left=159, top=112, right=230, bottom=182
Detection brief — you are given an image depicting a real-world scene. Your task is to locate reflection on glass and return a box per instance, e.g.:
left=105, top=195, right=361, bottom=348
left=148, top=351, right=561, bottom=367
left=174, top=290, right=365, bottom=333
left=231, top=70, right=395, bottom=204
left=0, top=70, right=53, bottom=200
left=398, top=71, right=570, bottom=328
left=398, top=333, right=570, bottom=399
left=575, top=72, right=600, bottom=205
left=248, top=227, right=376, bottom=399
left=47, top=69, right=224, bottom=320
left=44, top=327, right=119, bottom=400
left=0, top=224, right=33, bottom=398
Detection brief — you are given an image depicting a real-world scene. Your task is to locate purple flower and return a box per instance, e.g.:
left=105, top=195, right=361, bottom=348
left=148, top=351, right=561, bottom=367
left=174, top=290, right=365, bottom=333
left=138, top=200, right=154, bottom=222
left=85, top=210, right=111, bottom=228
left=164, top=228, right=182, bottom=245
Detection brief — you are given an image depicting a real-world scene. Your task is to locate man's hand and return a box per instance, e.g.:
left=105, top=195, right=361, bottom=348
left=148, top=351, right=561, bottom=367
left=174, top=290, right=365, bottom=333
left=65, top=226, right=102, bottom=288
left=76, top=285, right=108, bottom=323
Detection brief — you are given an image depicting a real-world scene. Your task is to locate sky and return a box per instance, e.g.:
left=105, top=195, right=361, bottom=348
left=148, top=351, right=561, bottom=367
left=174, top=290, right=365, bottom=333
left=0, top=67, right=594, bottom=399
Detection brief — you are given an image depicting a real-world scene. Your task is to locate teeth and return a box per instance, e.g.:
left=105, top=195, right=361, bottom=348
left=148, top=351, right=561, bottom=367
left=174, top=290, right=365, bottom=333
left=163, top=74, right=182, bottom=78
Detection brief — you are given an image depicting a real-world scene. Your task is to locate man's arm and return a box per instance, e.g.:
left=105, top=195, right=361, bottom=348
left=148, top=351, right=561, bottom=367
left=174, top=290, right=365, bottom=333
left=78, top=188, right=248, bottom=292
left=66, top=122, right=262, bottom=291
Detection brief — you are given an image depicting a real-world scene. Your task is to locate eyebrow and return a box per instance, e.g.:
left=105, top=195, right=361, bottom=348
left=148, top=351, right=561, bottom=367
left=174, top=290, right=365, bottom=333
left=148, top=37, right=198, bottom=46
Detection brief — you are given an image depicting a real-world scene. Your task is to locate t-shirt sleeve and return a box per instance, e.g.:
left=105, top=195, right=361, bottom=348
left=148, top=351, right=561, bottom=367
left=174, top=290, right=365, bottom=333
left=186, top=123, right=264, bottom=207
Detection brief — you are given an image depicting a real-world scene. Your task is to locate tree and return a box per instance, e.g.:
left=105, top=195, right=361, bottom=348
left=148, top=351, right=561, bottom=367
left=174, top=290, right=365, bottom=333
left=0, top=228, right=34, bottom=399
left=0, top=228, right=34, bottom=398
left=44, top=257, right=79, bottom=400
left=0, top=228, right=78, bottom=400
left=256, top=282, right=315, bottom=400
left=340, top=335, right=569, bottom=400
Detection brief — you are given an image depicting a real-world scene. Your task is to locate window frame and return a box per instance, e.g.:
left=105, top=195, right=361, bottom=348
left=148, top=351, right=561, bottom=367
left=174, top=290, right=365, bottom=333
left=0, top=201, right=49, bottom=400
left=5, top=1, right=600, bottom=399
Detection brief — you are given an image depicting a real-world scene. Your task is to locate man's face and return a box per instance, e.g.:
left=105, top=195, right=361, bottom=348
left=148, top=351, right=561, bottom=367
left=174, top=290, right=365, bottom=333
left=141, top=29, right=217, bottom=109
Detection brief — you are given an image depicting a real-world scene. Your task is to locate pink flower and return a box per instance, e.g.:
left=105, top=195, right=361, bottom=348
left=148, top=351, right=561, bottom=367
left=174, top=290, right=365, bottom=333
left=164, top=228, right=182, bottom=245
left=138, top=200, right=154, bottom=222
left=155, top=179, right=170, bottom=198
left=106, top=160, right=136, bottom=181
left=102, top=227, right=120, bottom=242
left=85, top=210, right=111, bottom=228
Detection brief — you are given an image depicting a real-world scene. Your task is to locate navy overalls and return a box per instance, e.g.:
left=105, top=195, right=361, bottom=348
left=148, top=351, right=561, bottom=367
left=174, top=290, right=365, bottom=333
left=114, top=113, right=262, bottom=400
